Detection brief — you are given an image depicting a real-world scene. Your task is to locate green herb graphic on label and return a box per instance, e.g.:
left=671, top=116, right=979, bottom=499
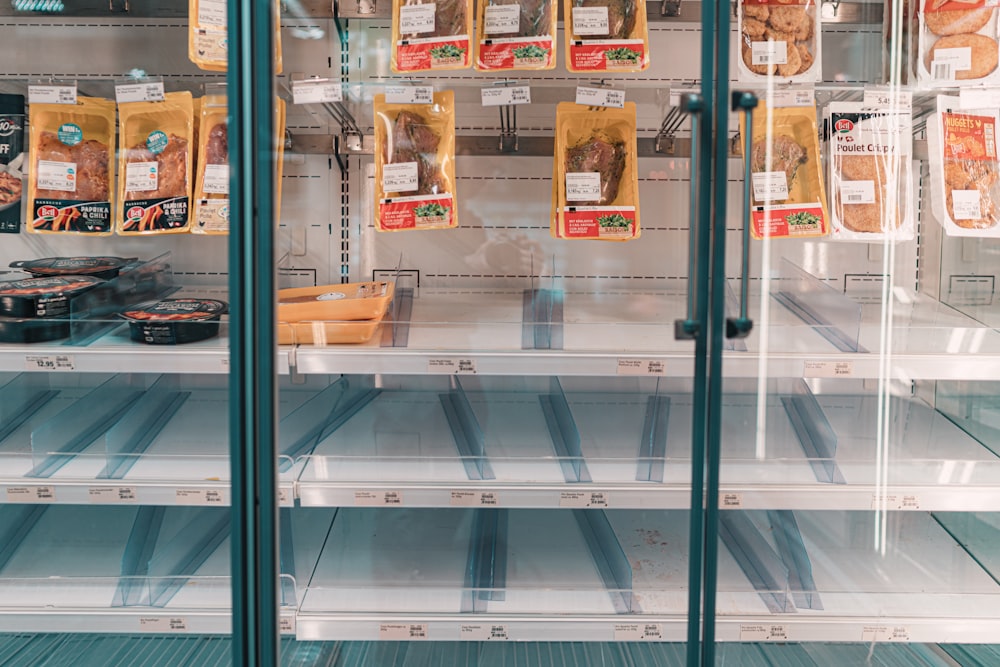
left=604, top=48, right=640, bottom=63
left=414, top=202, right=450, bottom=218
left=430, top=45, right=466, bottom=59
left=598, top=213, right=631, bottom=228
left=513, top=45, right=549, bottom=59
left=785, top=211, right=821, bottom=227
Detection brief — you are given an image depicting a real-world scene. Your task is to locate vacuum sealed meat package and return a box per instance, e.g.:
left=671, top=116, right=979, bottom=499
left=919, top=0, right=1000, bottom=84
left=0, top=94, right=24, bottom=234
left=563, top=0, right=650, bottom=72
left=193, top=91, right=228, bottom=234
left=475, top=0, right=557, bottom=70
left=391, top=0, right=473, bottom=72
left=189, top=0, right=283, bottom=73
left=738, top=0, right=821, bottom=82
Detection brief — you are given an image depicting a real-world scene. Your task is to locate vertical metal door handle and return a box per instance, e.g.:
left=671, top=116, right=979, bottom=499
left=674, top=93, right=705, bottom=341
left=728, top=91, right=758, bottom=340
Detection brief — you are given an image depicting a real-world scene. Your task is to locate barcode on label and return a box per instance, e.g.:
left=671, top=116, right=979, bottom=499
left=847, top=195, right=863, bottom=202
left=932, top=62, right=954, bottom=80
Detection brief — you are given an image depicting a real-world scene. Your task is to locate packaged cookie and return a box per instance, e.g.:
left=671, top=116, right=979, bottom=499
left=927, top=94, right=1000, bottom=237
left=552, top=101, right=640, bottom=241
left=27, top=97, right=116, bottom=236
left=474, top=0, right=558, bottom=71
left=738, top=0, right=821, bottom=82
left=918, top=0, right=1000, bottom=84
left=563, top=0, right=650, bottom=72
left=391, top=0, right=473, bottom=72
left=827, top=101, right=915, bottom=242
left=740, top=95, right=829, bottom=239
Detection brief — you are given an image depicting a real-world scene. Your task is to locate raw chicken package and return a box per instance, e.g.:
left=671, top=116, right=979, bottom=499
left=552, top=101, right=640, bottom=241
left=927, top=94, right=1000, bottom=237
left=827, top=101, right=915, bottom=242
left=738, top=0, right=821, bottom=82
left=740, top=95, right=829, bottom=239
left=475, top=0, right=558, bottom=70
left=27, top=96, right=116, bottom=236
left=563, top=0, right=650, bottom=72
left=391, top=0, right=473, bottom=72
left=374, top=90, right=458, bottom=231
left=188, top=0, right=283, bottom=73
left=193, top=90, right=228, bottom=234
left=918, top=0, right=1000, bottom=85
left=116, top=91, right=194, bottom=235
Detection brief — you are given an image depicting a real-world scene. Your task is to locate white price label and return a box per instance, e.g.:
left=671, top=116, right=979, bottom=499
left=399, top=4, right=437, bottom=34
left=840, top=180, right=876, bottom=205
left=203, top=164, right=229, bottom=194
left=175, top=488, right=226, bottom=505
left=559, top=491, right=610, bottom=508
left=380, top=623, right=428, bottom=640
left=572, top=6, right=610, bottom=35
left=221, top=357, right=230, bottom=371
left=751, top=40, right=787, bottom=66
left=25, top=355, right=75, bottom=371
left=740, top=624, right=788, bottom=641
left=126, top=161, right=159, bottom=192
left=803, top=360, right=854, bottom=378
left=292, top=79, right=343, bottom=105
left=355, top=490, right=404, bottom=506
left=6, top=486, right=56, bottom=503
left=139, top=617, right=188, bottom=632
left=28, top=85, right=77, bottom=105
left=952, top=190, right=982, bottom=220
left=566, top=172, right=602, bottom=201
left=575, top=86, right=624, bottom=109
left=450, top=490, right=500, bottom=506
left=197, top=0, right=227, bottom=26
left=115, top=82, right=166, bottom=103
left=862, top=625, right=909, bottom=642
left=614, top=623, right=663, bottom=641
left=871, top=494, right=920, bottom=510
left=752, top=171, right=789, bottom=202
left=385, top=85, right=435, bottom=105
left=427, top=358, right=478, bottom=374
left=382, top=162, right=419, bottom=193
left=959, top=88, right=1000, bottom=110
left=279, top=487, right=291, bottom=506
left=461, top=623, right=510, bottom=640
left=932, top=47, right=971, bottom=77
left=280, top=615, right=296, bottom=634
left=617, top=358, right=666, bottom=376
left=485, top=4, right=520, bottom=33
left=481, top=85, right=531, bottom=107
left=721, top=492, right=743, bottom=508
left=863, top=89, right=912, bottom=110
left=771, top=88, right=814, bottom=108
left=89, top=486, right=138, bottom=503
left=36, top=160, right=76, bottom=192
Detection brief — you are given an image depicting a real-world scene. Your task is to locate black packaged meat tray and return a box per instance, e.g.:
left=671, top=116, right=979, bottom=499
left=0, top=276, right=104, bottom=319
left=120, top=298, right=227, bottom=345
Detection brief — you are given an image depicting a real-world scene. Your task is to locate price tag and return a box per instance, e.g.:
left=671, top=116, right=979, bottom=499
left=614, top=623, right=663, bottom=641
left=572, top=6, right=610, bottom=35
left=197, top=0, right=227, bottom=26
left=355, top=490, right=403, bottom=506
left=220, top=357, right=230, bottom=371
left=382, top=162, right=419, bottom=193
left=28, top=84, right=77, bottom=105
left=740, top=624, right=788, bottom=641
left=450, top=491, right=499, bottom=506
left=575, top=86, right=624, bottom=109
left=952, top=190, right=982, bottom=220
left=721, top=492, right=743, bottom=508
left=770, top=88, right=814, bottom=108
left=25, top=355, right=75, bottom=371
left=280, top=615, right=296, bottom=634
left=399, top=3, right=437, bottom=33
left=617, top=358, right=666, bottom=376
left=385, top=85, right=434, bottom=105
left=864, top=88, right=912, bottom=110
left=752, top=171, right=789, bottom=202
left=751, top=40, right=787, bottom=66
left=89, top=486, right=138, bottom=503
left=380, top=623, right=428, bottom=640
left=115, top=82, right=166, bottom=103
left=559, top=491, right=610, bottom=508
left=126, top=162, right=159, bottom=192
left=481, top=85, right=531, bottom=107
left=292, top=79, right=343, bottom=105
left=871, top=494, right=920, bottom=510
left=6, top=486, right=56, bottom=503
left=36, top=160, right=77, bottom=192
left=803, top=360, right=854, bottom=378
left=139, top=617, right=188, bottom=632
left=484, top=4, right=520, bottom=33
left=427, top=358, right=477, bottom=374
left=931, top=48, right=971, bottom=79
left=565, top=172, right=602, bottom=201
left=203, top=164, right=229, bottom=194
left=175, top=488, right=226, bottom=505
left=461, top=623, right=510, bottom=640
left=862, top=625, right=909, bottom=642
left=840, top=180, right=876, bottom=205
left=959, top=88, right=1000, bottom=110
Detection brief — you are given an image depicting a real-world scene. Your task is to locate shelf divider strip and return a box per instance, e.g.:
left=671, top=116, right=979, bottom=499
left=637, top=395, right=670, bottom=482
left=781, top=380, right=845, bottom=485
left=573, top=509, right=635, bottom=614
left=719, top=511, right=795, bottom=614
left=440, top=377, right=495, bottom=481
left=540, top=378, right=591, bottom=483
left=768, top=510, right=823, bottom=611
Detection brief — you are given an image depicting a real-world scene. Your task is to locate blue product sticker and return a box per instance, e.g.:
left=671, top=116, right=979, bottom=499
left=146, top=130, right=169, bottom=154
left=57, top=123, right=83, bottom=146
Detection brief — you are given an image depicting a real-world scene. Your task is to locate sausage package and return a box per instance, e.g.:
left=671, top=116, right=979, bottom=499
left=827, top=101, right=915, bottom=242
left=117, top=91, right=194, bottom=235
left=474, top=0, right=557, bottom=71
left=193, top=91, right=228, bottom=234
left=564, top=0, right=650, bottom=72
left=391, top=0, right=473, bottom=72
left=927, top=94, right=1000, bottom=236
left=27, top=97, right=116, bottom=236
left=188, top=0, right=283, bottom=73
left=738, top=0, right=821, bottom=82
left=552, top=101, right=640, bottom=241
left=740, top=95, right=829, bottom=239
left=374, top=91, right=458, bottom=231
left=918, top=0, right=1000, bottom=85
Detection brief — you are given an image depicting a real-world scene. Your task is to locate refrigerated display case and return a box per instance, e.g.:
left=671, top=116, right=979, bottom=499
left=3, top=0, right=1000, bottom=665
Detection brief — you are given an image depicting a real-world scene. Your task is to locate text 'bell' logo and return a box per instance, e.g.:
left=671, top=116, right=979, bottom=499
left=39, top=206, right=58, bottom=218
left=127, top=206, right=145, bottom=220
left=834, top=119, right=854, bottom=134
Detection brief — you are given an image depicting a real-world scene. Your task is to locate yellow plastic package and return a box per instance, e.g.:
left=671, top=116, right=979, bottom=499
left=193, top=91, right=228, bottom=234
left=739, top=96, right=829, bottom=239
left=391, top=0, right=473, bottom=72
left=374, top=91, right=458, bottom=231
left=188, top=0, right=283, bottom=73
left=117, top=91, right=194, bottom=235
left=27, top=97, right=116, bottom=235
left=563, top=0, right=649, bottom=72
left=552, top=101, right=640, bottom=241
left=474, top=0, right=558, bottom=71
left=275, top=96, right=286, bottom=227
